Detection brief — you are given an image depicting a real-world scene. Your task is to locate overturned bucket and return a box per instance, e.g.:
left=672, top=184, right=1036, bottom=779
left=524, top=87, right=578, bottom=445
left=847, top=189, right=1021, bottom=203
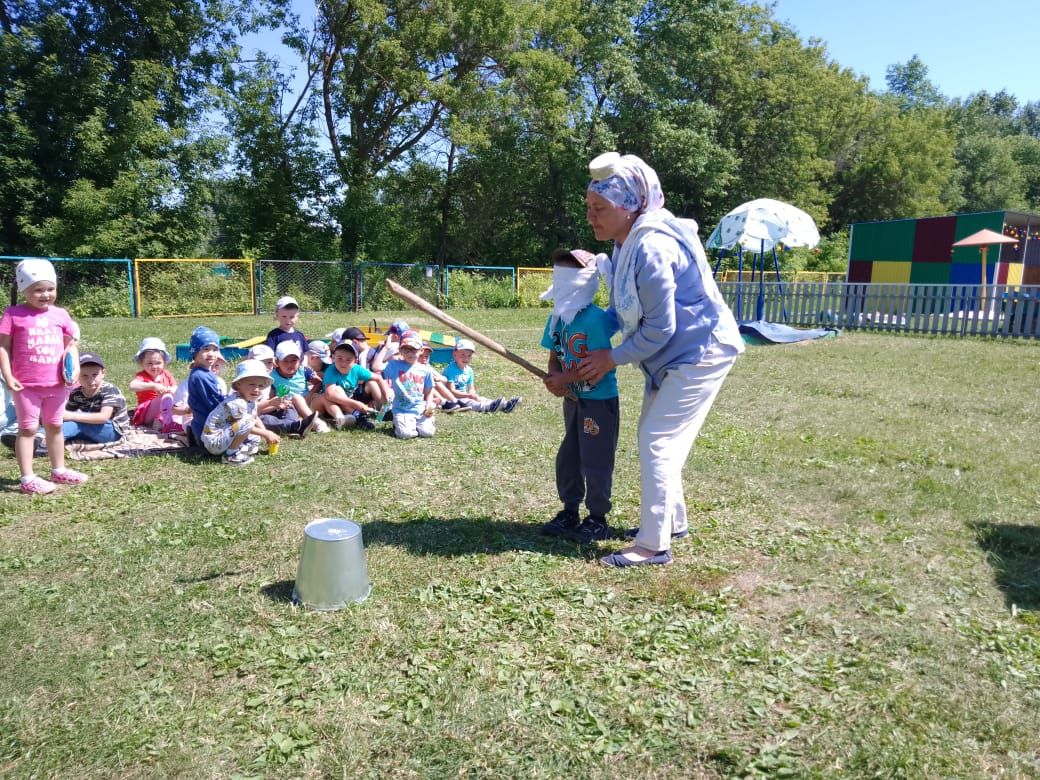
left=292, top=518, right=371, bottom=610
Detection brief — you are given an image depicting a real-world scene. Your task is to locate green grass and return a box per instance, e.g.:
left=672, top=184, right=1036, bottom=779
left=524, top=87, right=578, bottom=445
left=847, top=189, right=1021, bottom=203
left=2, top=310, right=1040, bottom=778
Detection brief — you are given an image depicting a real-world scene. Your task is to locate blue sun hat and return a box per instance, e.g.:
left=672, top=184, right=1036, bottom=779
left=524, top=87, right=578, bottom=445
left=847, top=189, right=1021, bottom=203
left=189, top=326, right=221, bottom=359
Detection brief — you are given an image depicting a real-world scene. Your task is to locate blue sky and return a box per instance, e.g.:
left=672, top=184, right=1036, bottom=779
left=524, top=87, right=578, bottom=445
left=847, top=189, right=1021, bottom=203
left=772, top=0, right=1040, bottom=103
left=250, top=0, right=1040, bottom=105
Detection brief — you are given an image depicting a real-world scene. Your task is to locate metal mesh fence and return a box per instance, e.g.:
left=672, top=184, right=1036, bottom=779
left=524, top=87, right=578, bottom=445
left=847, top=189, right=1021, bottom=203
left=257, top=260, right=355, bottom=313
left=0, top=256, right=134, bottom=316
left=444, top=265, right=515, bottom=308
left=134, top=259, right=255, bottom=317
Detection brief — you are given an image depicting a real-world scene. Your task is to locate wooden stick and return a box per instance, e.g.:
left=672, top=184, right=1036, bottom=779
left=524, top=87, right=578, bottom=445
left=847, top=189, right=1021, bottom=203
left=386, top=279, right=549, bottom=378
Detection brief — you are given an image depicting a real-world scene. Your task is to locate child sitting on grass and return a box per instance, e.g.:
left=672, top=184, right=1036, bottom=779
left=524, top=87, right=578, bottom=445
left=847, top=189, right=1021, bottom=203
left=381, top=330, right=436, bottom=439
left=63, top=352, right=130, bottom=444
left=201, top=359, right=280, bottom=466
left=186, top=326, right=225, bottom=447
left=129, top=337, right=178, bottom=430
left=248, top=344, right=317, bottom=438
left=320, top=341, right=390, bottom=430
left=269, top=341, right=323, bottom=430
left=442, top=339, right=521, bottom=413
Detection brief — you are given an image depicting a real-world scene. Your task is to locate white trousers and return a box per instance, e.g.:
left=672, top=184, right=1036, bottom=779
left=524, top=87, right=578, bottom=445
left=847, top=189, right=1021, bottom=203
left=634, top=341, right=738, bottom=552
left=394, top=411, right=436, bottom=439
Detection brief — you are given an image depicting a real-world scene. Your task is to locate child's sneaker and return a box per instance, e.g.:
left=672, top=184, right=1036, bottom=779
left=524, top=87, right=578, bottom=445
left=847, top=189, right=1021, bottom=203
left=222, top=449, right=254, bottom=466
left=241, top=436, right=261, bottom=456
left=565, top=516, right=615, bottom=544
left=20, top=475, right=56, bottom=494
left=441, top=400, right=460, bottom=413
left=50, top=468, right=88, bottom=486
left=486, top=397, right=503, bottom=413
left=501, top=396, right=522, bottom=413
left=332, top=413, right=353, bottom=430
left=541, top=509, right=581, bottom=537
left=286, top=411, right=318, bottom=438
left=354, top=413, right=375, bottom=431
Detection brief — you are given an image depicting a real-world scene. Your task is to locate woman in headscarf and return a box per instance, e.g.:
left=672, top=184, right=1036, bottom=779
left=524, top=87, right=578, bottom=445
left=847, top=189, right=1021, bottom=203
left=576, top=152, right=744, bottom=567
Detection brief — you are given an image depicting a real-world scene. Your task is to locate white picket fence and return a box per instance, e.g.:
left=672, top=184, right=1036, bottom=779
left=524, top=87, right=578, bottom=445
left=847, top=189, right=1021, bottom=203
left=716, top=281, right=1040, bottom=339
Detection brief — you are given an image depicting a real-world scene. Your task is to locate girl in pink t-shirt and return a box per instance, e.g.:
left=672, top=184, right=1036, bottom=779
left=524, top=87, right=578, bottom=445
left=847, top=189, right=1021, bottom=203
left=0, top=259, right=89, bottom=494
left=129, top=337, right=179, bottom=430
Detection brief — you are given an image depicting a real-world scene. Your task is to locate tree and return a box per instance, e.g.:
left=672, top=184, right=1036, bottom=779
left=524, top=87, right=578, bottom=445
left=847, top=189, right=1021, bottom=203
left=0, top=0, right=259, bottom=257
left=313, top=0, right=551, bottom=259
left=830, top=101, right=958, bottom=224
left=885, top=55, right=944, bottom=111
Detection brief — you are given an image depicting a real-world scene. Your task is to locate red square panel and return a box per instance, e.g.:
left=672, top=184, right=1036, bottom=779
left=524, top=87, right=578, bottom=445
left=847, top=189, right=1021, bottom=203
left=847, top=260, right=872, bottom=283
left=912, top=216, right=957, bottom=263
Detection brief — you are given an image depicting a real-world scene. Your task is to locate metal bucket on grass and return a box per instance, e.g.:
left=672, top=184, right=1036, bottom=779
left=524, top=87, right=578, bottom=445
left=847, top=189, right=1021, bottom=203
left=292, top=518, right=371, bottom=610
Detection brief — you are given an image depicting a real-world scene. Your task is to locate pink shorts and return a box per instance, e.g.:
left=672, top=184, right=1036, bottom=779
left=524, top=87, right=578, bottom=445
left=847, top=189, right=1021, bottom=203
left=12, top=385, right=70, bottom=429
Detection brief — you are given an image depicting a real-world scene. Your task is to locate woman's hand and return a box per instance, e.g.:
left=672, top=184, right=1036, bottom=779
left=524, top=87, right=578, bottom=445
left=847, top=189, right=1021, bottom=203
left=577, top=349, right=616, bottom=385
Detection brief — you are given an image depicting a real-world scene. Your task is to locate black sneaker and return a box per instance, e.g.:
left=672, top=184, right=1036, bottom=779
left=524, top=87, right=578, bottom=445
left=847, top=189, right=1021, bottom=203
left=501, top=396, right=522, bottom=413
left=565, top=516, right=615, bottom=544
left=355, top=415, right=375, bottom=431
left=287, top=411, right=318, bottom=438
left=540, top=509, right=581, bottom=537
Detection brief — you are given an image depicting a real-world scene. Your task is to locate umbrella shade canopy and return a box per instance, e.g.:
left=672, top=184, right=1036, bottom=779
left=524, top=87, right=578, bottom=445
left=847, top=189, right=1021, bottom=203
left=952, top=228, right=1018, bottom=247
left=706, top=198, right=820, bottom=253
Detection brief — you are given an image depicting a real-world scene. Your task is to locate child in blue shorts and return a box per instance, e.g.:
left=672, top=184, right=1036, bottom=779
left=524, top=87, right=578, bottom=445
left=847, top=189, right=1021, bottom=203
left=540, top=249, right=620, bottom=543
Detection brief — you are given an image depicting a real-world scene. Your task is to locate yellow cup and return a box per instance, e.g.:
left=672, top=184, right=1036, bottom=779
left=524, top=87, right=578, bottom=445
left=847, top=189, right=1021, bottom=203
left=268, top=441, right=280, bottom=456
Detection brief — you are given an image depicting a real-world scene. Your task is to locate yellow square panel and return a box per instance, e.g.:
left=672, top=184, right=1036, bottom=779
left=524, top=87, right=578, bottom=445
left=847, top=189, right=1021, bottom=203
left=871, top=261, right=911, bottom=283
left=1005, top=263, right=1024, bottom=285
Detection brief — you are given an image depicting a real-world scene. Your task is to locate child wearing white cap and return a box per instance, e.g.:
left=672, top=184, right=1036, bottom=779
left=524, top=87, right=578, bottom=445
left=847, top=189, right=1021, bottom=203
left=269, top=341, right=324, bottom=430
left=0, top=258, right=88, bottom=493
left=442, top=338, right=521, bottom=414
left=128, top=337, right=179, bottom=430
left=263, top=296, right=309, bottom=358
left=200, top=359, right=280, bottom=466
left=381, top=330, right=436, bottom=439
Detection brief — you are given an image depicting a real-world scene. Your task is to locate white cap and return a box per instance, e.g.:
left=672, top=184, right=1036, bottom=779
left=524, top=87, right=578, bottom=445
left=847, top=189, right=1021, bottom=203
left=135, top=337, right=171, bottom=363
left=325, top=327, right=347, bottom=343
left=232, top=359, right=273, bottom=386
left=275, top=341, right=302, bottom=360
left=455, top=338, right=476, bottom=352
left=248, top=344, right=275, bottom=361
left=15, top=258, right=57, bottom=292
left=275, top=295, right=299, bottom=311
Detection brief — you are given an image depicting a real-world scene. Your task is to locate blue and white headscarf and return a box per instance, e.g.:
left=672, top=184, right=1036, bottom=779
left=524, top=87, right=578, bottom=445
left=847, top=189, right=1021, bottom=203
left=586, top=153, right=665, bottom=214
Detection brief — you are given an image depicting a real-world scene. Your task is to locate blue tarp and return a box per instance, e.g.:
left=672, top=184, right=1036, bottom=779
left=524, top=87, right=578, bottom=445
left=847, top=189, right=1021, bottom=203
left=738, top=319, right=839, bottom=345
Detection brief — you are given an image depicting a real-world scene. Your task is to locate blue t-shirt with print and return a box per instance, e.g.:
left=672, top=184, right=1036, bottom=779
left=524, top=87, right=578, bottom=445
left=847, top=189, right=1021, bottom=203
left=270, top=365, right=314, bottom=397
left=323, top=363, right=373, bottom=394
left=382, top=359, right=432, bottom=415
left=442, top=362, right=473, bottom=393
left=540, top=304, right=619, bottom=400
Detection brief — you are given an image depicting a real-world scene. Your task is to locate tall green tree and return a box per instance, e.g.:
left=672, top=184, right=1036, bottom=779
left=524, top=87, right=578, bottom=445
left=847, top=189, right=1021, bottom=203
left=0, top=0, right=256, bottom=257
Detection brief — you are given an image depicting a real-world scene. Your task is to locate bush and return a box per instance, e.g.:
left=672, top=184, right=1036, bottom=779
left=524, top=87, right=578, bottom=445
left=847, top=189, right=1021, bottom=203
left=444, top=269, right=515, bottom=308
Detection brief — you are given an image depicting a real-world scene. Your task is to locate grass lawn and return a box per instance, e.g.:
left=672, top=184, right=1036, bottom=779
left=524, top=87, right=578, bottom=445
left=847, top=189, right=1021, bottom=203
left=2, top=309, right=1040, bottom=778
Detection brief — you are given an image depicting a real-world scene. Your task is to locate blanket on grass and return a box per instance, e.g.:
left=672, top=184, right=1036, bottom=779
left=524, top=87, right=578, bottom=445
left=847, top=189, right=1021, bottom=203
left=65, top=427, right=194, bottom=461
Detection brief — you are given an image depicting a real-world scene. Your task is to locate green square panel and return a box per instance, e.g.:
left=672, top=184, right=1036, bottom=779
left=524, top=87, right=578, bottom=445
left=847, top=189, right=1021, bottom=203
left=952, top=211, right=1006, bottom=263
left=850, top=219, right=917, bottom=262
left=910, top=262, right=950, bottom=284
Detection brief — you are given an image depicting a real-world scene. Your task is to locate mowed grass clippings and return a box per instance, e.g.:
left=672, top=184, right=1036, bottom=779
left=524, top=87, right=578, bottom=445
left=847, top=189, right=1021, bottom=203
left=2, top=310, right=1040, bottom=778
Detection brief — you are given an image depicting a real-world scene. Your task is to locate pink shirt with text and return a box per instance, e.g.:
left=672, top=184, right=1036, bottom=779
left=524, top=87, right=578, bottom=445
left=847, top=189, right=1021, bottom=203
left=0, top=304, right=79, bottom=388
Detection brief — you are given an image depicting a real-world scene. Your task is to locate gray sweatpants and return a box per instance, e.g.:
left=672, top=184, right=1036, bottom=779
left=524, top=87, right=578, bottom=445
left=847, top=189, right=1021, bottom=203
left=556, top=396, right=619, bottom=518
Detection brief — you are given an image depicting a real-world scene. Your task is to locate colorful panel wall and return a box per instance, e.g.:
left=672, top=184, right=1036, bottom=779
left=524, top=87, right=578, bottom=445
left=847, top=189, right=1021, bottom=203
left=848, top=211, right=1012, bottom=284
